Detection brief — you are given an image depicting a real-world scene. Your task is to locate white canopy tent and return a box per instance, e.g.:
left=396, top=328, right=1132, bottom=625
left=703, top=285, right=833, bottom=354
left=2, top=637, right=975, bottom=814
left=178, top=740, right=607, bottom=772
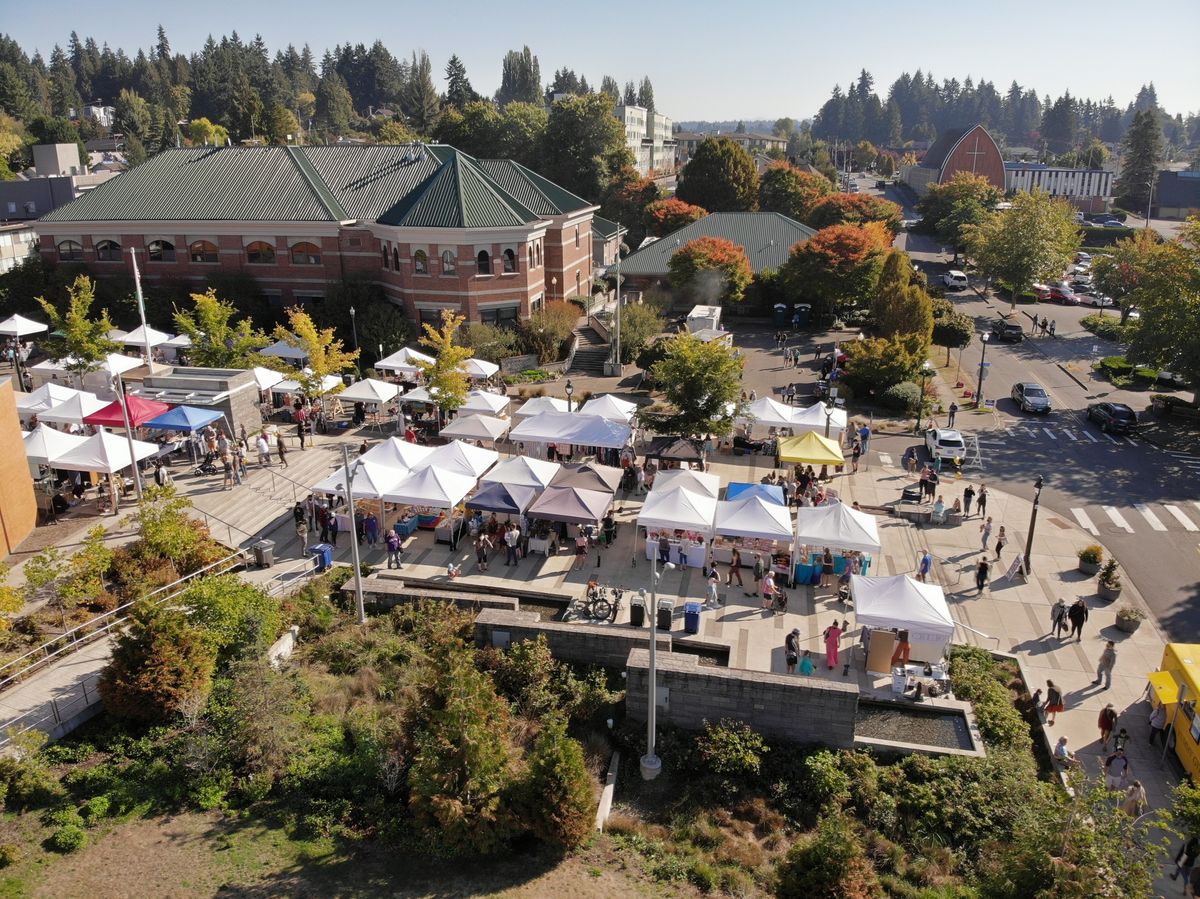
left=50, top=429, right=158, bottom=473
left=416, top=440, right=497, bottom=479
left=251, top=366, right=286, bottom=391
left=459, top=357, right=500, bottom=379
left=15, top=383, right=88, bottom=416
left=0, top=314, right=48, bottom=337
left=438, top=414, right=509, bottom=443
left=338, top=378, right=404, bottom=405
left=162, top=333, right=192, bottom=349
left=794, top=502, right=881, bottom=554
left=31, top=352, right=143, bottom=379
left=360, top=438, right=435, bottom=470
left=260, top=339, right=309, bottom=362
left=38, top=392, right=111, bottom=425
left=790, top=401, right=848, bottom=438
left=270, top=373, right=343, bottom=396
left=376, top=346, right=434, bottom=375
left=458, top=390, right=510, bottom=417
left=480, top=455, right=560, bottom=490
left=637, top=486, right=717, bottom=535
left=850, top=574, right=955, bottom=665
left=23, top=424, right=89, bottom=465
left=578, top=394, right=637, bottom=422
left=381, top=466, right=477, bottom=509
left=514, top=396, right=569, bottom=417
left=714, top=495, right=795, bottom=541
left=741, top=396, right=797, bottom=428
left=402, top=385, right=443, bottom=405
left=650, top=468, right=721, bottom=499
left=122, top=325, right=173, bottom=350
left=509, top=411, right=632, bottom=449
left=311, top=459, right=409, bottom=499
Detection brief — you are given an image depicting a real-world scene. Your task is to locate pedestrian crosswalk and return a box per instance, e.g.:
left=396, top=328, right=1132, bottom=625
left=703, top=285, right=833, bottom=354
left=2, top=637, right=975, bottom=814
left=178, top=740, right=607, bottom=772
left=976, top=424, right=1140, bottom=448
left=1069, top=501, right=1200, bottom=537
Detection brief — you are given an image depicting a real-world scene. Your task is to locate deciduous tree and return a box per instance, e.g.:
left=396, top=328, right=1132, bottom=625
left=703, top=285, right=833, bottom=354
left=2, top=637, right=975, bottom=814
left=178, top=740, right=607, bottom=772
left=520, top=301, right=577, bottom=364
left=649, top=333, right=744, bottom=438
left=173, top=288, right=268, bottom=368
left=780, top=223, right=889, bottom=320
left=375, top=118, right=419, bottom=144
left=644, top=197, right=706, bottom=237
left=417, top=309, right=473, bottom=412
left=35, top=275, right=121, bottom=387
left=273, top=306, right=359, bottom=398
left=807, top=192, right=902, bottom=233
left=677, top=137, right=759, bottom=212
left=599, top=167, right=659, bottom=247
left=540, top=93, right=632, bottom=202
left=616, top=302, right=663, bottom=364
left=931, top=297, right=975, bottom=365
left=758, top=162, right=832, bottom=221
left=668, top=236, right=753, bottom=306
left=917, top=171, right=1003, bottom=241
left=871, top=251, right=933, bottom=347
left=187, top=117, right=229, bottom=146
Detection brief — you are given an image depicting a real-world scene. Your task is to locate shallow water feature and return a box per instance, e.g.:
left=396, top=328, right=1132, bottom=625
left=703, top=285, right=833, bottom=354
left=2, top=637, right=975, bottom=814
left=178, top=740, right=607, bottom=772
left=855, top=700, right=973, bottom=751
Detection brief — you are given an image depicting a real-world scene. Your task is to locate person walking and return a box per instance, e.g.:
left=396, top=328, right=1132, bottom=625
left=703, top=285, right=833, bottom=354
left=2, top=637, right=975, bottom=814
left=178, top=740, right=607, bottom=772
left=727, top=546, right=744, bottom=587
left=386, top=530, right=403, bottom=569
left=1067, top=598, right=1089, bottom=642
left=963, top=483, right=975, bottom=517
left=785, top=628, right=800, bottom=674
left=748, top=553, right=766, bottom=597
left=504, top=525, right=519, bottom=567
left=947, top=401, right=958, bottom=427
left=820, top=547, right=835, bottom=588
left=1049, top=319, right=1056, bottom=338
left=975, top=555, right=991, bottom=592
left=980, top=516, right=993, bottom=551
left=977, top=484, right=988, bottom=519
left=657, top=533, right=670, bottom=566
left=705, top=571, right=721, bottom=610
left=296, top=420, right=306, bottom=450
left=276, top=436, right=288, bottom=468
left=917, top=549, right=933, bottom=583
left=1173, top=836, right=1199, bottom=886
left=1043, top=679, right=1065, bottom=725
left=1104, top=747, right=1131, bottom=789
left=1149, top=702, right=1169, bottom=747
left=256, top=432, right=271, bottom=467
left=475, top=534, right=491, bottom=571
left=328, top=511, right=339, bottom=547
left=823, top=619, right=843, bottom=670
left=573, top=529, right=589, bottom=570
left=851, top=439, right=862, bottom=473
left=1050, top=597, right=1068, bottom=638
left=1099, top=703, right=1118, bottom=752
left=994, top=525, right=1007, bottom=560
left=221, top=452, right=234, bottom=490
left=1093, top=640, right=1118, bottom=688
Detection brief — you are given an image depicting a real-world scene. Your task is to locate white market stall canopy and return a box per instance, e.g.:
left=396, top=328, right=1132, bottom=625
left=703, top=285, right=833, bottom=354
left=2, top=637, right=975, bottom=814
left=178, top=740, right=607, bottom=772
left=312, top=459, right=409, bottom=499
left=741, top=397, right=797, bottom=427
left=651, top=468, right=721, bottom=499
left=0, top=314, right=48, bottom=337
left=402, top=385, right=443, bottom=405
left=31, top=352, right=143, bottom=378
left=459, top=357, right=500, bottom=379
left=637, top=486, right=717, bottom=535
left=509, top=411, right=632, bottom=449
left=791, top=401, right=848, bottom=436
left=514, top=396, right=569, bottom=417
left=162, top=333, right=192, bottom=349
left=37, top=392, right=111, bottom=424
left=794, top=502, right=881, bottom=554
left=850, top=574, right=955, bottom=655
left=417, top=440, right=498, bottom=478
left=715, top=495, right=795, bottom=541
left=15, top=383, right=89, bottom=416
left=271, top=373, right=343, bottom=395
left=260, top=338, right=309, bottom=362
left=578, top=394, right=637, bottom=422
left=438, top=414, right=509, bottom=443
left=376, top=346, right=434, bottom=374
left=251, top=366, right=286, bottom=391
left=338, top=378, right=404, bottom=405
left=480, top=455, right=560, bottom=490
left=458, top=390, right=510, bottom=416
left=23, top=424, right=89, bottom=465
left=122, top=325, right=174, bottom=349
left=381, top=465, right=477, bottom=509
left=49, top=429, right=158, bottom=473
left=360, top=438, right=435, bottom=470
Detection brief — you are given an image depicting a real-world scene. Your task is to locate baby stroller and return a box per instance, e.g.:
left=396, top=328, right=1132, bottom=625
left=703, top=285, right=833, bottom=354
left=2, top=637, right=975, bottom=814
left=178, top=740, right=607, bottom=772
left=193, top=451, right=219, bottom=476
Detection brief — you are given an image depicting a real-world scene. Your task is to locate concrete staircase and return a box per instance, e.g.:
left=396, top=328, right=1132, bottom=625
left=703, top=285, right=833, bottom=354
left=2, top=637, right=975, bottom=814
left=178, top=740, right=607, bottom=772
left=570, top=326, right=610, bottom=376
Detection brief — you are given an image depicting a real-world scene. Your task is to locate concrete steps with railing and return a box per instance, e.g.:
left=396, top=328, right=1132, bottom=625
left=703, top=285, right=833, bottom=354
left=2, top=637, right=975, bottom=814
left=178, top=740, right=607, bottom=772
left=569, top=325, right=610, bottom=376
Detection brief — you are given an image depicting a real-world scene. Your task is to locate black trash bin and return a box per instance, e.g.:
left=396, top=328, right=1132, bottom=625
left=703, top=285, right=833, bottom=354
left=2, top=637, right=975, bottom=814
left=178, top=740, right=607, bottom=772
left=657, top=599, right=674, bottom=631
left=684, top=602, right=702, bottom=635
left=629, top=596, right=646, bottom=627
left=252, top=539, right=275, bottom=568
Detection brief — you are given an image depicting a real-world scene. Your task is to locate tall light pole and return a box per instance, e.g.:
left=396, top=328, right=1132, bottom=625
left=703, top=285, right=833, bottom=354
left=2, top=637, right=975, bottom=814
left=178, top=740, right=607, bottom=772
left=349, top=306, right=359, bottom=350
left=565, top=378, right=574, bottom=413
left=639, top=557, right=675, bottom=781
left=113, top=372, right=143, bottom=503
left=975, top=333, right=990, bottom=408
left=613, top=222, right=622, bottom=373
left=340, top=443, right=367, bottom=625
left=823, top=391, right=837, bottom=438
left=1022, top=474, right=1044, bottom=575
left=127, top=247, right=153, bottom=366
left=1144, top=176, right=1155, bottom=229
left=915, top=361, right=933, bottom=434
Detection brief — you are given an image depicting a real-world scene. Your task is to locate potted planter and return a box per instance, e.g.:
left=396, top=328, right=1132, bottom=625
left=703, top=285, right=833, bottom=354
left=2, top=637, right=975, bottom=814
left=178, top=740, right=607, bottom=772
left=1078, top=544, right=1103, bottom=575
left=1097, top=559, right=1123, bottom=602
left=1114, top=605, right=1145, bottom=633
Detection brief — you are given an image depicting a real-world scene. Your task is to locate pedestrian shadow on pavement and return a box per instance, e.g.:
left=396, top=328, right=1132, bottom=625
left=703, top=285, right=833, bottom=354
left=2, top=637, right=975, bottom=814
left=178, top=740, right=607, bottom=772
left=1010, top=637, right=1064, bottom=656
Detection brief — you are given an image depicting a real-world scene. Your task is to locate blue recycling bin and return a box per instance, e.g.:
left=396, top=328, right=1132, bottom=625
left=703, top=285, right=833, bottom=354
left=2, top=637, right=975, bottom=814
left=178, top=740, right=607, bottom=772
left=309, top=543, right=333, bottom=572
left=684, top=601, right=702, bottom=635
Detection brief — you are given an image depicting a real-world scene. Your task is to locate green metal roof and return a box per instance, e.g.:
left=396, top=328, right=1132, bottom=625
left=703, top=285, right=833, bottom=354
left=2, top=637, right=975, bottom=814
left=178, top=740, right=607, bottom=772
left=591, top=215, right=625, bottom=240
left=301, top=144, right=440, bottom=221
left=377, top=149, right=541, bottom=228
left=475, top=159, right=594, bottom=215
left=617, top=212, right=816, bottom=276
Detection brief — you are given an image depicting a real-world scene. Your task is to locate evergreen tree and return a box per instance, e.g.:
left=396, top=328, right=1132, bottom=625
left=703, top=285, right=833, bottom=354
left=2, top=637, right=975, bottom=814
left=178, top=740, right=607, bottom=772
left=677, top=137, right=760, bottom=212
left=155, top=25, right=171, bottom=63
left=47, top=45, right=80, bottom=116
left=599, top=75, right=620, bottom=104
left=403, top=50, right=440, bottom=134
left=314, top=69, right=353, bottom=135
left=1115, top=108, right=1164, bottom=212
left=1040, top=92, right=1077, bottom=154
left=636, top=76, right=654, bottom=113
left=0, top=63, right=34, bottom=119
left=541, top=93, right=632, bottom=201
left=443, top=54, right=476, bottom=108
left=871, top=250, right=933, bottom=348
left=123, top=133, right=146, bottom=167
left=154, top=104, right=180, bottom=151
left=114, top=87, right=152, bottom=140
left=495, top=46, right=541, bottom=107
left=623, top=81, right=637, bottom=106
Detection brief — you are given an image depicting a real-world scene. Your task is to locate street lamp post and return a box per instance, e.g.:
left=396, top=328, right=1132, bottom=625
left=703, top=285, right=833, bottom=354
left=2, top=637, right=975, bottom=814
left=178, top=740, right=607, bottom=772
left=349, top=306, right=358, bottom=350
left=823, top=389, right=838, bottom=438
left=114, top=372, right=143, bottom=503
left=915, top=361, right=933, bottom=434
left=1022, top=474, right=1044, bottom=575
left=551, top=276, right=557, bottom=304
left=340, top=443, right=367, bottom=625
left=639, top=557, right=675, bottom=781
left=1144, top=176, right=1155, bottom=229
left=975, top=333, right=990, bottom=408
left=565, top=378, right=574, bottom=412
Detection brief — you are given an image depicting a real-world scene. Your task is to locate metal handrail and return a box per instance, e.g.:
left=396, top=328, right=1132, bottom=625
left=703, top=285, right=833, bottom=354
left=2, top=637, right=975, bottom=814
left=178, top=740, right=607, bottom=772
left=0, top=549, right=247, bottom=693
left=194, top=507, right=260, bottom=546
left=954, top=620, right=1001, bottom=649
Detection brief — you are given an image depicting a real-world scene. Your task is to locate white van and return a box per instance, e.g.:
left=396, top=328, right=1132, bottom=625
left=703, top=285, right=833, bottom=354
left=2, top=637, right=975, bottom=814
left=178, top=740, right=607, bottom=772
left=942, top=270, right=969, bottom=290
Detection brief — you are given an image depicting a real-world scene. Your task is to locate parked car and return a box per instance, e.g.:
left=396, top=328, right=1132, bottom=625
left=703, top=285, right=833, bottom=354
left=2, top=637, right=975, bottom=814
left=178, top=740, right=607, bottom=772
left=1125, top=308, right=1141, bottom=321
left=876, top=180, right=888, bottom=189
left=1081, top=293, right=1115, bottom=308
left=990, top=320, right=1024, bottom=342
left=925, top=428, right=967, bottom=462
left=1031, top=283, right=1052, bottom=301
left=1011, top=382, right=1052, bottom=414
left=1103, top=220, right=1126, bottom=229
left=1087, top=402, right=1138, bottom=434
left=942, top=270, right=969, bottom=290
left=1049, top=285, right=1079, bottom=304
left=1076, top=252, right=1092, bottom=263
left=1070, top=279, right=1094, bottom=293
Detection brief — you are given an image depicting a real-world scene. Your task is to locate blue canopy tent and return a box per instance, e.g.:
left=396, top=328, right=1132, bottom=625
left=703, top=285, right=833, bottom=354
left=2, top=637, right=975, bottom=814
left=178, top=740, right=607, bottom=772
left=465, top=482, right=539, bottom=516
left=142, top=405, right=226, bottom=464
left=725, top=482, right=785, bottom=505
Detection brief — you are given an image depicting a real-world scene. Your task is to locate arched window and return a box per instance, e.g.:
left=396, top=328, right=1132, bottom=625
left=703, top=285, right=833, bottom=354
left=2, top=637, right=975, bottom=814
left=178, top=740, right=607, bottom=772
left=94, top=239, right=121, bottom=261
left=413, top=250, right=428, bottom=274
left=502, top=248, right=517, bottom=273
left=147, top=239, right=175, bottom=262
left=246, top=241, right=275, bottom=264
left=576, top=271, right=581, bottom=296
left=57, top=240, right=83, bottom=262
left=441, top=250, right=456, bottom=274
left=393, top=247, right=399, bottom=270
left=290, top=241, right=321, bottom=265
left=528, top=246, right=534, bottom=270
left=536, top=243, right=541, bottom=267
left=476, top=250, right=490, bottom=274
left=382, top=246, right=390, bottom=269
left=189, top=240, right=218, bottom=263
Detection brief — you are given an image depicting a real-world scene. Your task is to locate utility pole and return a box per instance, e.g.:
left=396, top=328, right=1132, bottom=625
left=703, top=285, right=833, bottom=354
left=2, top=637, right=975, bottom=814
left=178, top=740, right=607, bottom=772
left=340, top=444, right=367, bottom=625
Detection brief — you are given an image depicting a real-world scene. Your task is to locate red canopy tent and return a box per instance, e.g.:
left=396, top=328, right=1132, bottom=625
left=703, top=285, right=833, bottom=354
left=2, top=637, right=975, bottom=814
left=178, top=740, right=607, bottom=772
left=83, top=394, right=172, bottom=428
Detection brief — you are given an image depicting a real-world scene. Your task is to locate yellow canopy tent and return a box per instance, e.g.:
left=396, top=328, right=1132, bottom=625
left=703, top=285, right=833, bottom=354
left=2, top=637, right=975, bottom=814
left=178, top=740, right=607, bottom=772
left=778, top=431, right=845, bottom=465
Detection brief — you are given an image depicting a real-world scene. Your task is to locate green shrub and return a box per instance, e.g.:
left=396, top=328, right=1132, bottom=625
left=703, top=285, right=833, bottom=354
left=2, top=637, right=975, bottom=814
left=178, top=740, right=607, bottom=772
left=776, top=815, right=881, bottom=899
left=81, top=795, right=110, bottom=822
left=513, top=718, right=595, bottom=851
left=948, top=646, right=1030, bottom=752
left=1082, top=315, right=1138, bottom=343
left=1097, top=355, right=1132, bottom=375
left=880, top=381, right=922, bottom=411
left=687, top=858, right=722, bottom=892
left=800, top=750, right=853, bottom=814
left=47, top=823, right=88, bottom=853
left=693, top=718, right=769, bottom=801
left=43, top=806, right=85, bottom=828
left=0, top=843, right=20, bottom=868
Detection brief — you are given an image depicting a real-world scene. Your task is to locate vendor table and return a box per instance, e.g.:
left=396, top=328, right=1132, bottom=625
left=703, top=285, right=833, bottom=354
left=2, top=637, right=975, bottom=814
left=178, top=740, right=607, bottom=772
left=393, top=515, right=419, bottom=537
left=643, top=537, right=708, bottom=569
left=529, top=534, right=559, bottom=556
left=794, top=552, right=872, bottom=585
left=892, top=662, right=950, bottom=695
left=435, top=516, right=464, bottom=545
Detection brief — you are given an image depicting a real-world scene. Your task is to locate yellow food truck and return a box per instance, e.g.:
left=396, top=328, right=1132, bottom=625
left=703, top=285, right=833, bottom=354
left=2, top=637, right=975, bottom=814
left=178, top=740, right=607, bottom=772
left=1149, top=643, right=1200, bottom=781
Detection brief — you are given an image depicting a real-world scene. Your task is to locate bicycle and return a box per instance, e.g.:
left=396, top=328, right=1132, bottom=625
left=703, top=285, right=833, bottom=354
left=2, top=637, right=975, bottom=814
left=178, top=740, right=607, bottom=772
left=578, top=584, right=623, bottom=622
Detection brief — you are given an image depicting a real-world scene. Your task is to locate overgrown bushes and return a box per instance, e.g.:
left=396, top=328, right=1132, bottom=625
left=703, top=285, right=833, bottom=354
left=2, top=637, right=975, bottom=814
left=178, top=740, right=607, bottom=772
left=1081, top=313, right=1138, bottom=343
left=947, top=645, right=1030, bottom=752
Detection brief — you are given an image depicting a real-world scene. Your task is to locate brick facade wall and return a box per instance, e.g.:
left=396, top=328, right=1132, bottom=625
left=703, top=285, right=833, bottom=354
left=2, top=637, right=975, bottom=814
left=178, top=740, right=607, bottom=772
left=0, top=379, right=37, bottom=554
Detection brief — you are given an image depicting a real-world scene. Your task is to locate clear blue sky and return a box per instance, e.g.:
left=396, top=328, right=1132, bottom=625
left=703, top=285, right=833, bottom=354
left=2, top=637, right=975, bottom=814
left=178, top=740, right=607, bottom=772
left=3, top=0, right=1197, bottom=121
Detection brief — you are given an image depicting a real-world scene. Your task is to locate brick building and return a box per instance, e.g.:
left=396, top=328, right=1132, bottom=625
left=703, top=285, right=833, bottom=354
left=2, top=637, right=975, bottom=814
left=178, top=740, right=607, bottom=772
left=37, top=144, right=598, bottom=329
left=900, top=124, right=1006, bottom=197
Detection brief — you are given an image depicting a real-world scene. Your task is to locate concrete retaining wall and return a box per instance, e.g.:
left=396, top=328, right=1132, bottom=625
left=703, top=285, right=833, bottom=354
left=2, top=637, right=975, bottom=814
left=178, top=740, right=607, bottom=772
left=625, top=648, right=859, bottom=748
left=348, top=577, right=519, bottom=613
left=474, top=608, right=669, bottom=669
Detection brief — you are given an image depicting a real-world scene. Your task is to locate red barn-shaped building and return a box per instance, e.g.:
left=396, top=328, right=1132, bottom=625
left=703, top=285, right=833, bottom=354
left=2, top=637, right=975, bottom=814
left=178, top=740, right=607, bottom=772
left=900, top=124, right=1005, bottom=197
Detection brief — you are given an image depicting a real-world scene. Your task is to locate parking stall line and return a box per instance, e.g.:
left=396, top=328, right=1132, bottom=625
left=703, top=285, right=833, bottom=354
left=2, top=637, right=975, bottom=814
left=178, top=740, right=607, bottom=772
left=1124, top=437, right=1138, bottom=447
left=1164, top=505, right=1199, bottom=532
left=1043, top=429, right=1057, bottom=440
left=1134, top=503, right=1168, bottom=531
left=1072, top=508, right=1099, bottom=536
left=1081, top=431, right=1098, bottom=443
left=1103, top=433, right=1120, bottom=444
left=1103, top=506, right=1135, bottom=533
left=1062, top=429, right=1076, bottom=441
